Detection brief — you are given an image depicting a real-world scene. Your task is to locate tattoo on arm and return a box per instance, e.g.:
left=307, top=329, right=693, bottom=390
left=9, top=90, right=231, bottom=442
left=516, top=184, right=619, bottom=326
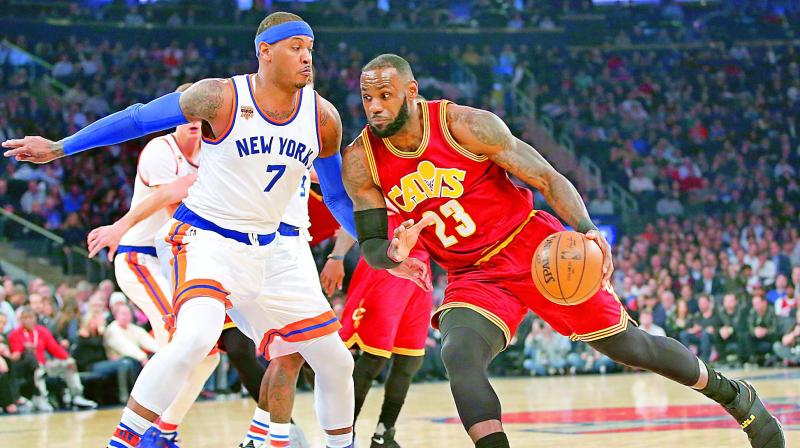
left=341, top=136, right=385, bottom=211
left=487, top=133, right=593, bottom=232
left=179, top=79, right=225, bottom=123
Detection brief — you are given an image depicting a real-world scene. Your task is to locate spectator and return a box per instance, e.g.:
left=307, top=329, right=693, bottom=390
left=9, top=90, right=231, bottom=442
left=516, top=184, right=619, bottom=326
left=716, top=294, right=746, bottom=364
left=0, top=325, right=20, bottom=414
left=678, top=294, right=718, bottom=362
left=667, top=299, right=690, bottom=339
left=694, top=266, right=724, bottom=299
left=565, top=342, right=617, bottom=375
left=7, top=307, right=97, bottom=410
left=588, top=188, right=614, bottom=217
left=773, top=308, right=800, bottom=366
left=523, top=323, right=571, bottom=376
left=766, top=274, right=789, bottom=305
left=774, top=284, right=798, bottom=322
left=639, top=309, right=666, bottom=337
left=747, top=295, right=779, bottom=364
left=103, top=305, right=157, bottom=367
left=656, top=190, right=685, bottom=216
left=0, top=289, right=15, bottom=333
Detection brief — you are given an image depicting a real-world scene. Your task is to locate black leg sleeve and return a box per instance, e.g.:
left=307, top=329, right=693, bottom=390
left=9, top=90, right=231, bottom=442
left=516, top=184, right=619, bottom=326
left=439, top=308, right=506, bottom=431
left=222, top=327, right=266, bottom=402
left=352, top=352, right=389, bottom=421
left=378, top=354, right=424, bottom=429
left=587, top=325, right=700, bottom=386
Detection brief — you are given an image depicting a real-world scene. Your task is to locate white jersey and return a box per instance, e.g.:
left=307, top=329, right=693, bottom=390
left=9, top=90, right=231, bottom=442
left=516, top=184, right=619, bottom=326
left=281, top=170, right=311, bottom=230
left=183, top=74, right=321, bottom=234
left=120, top=134, right=197, bottom=247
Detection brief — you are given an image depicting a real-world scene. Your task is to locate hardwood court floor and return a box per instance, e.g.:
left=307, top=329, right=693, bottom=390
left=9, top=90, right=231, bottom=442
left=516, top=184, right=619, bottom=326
left=2, top=368, right=798, bottom=447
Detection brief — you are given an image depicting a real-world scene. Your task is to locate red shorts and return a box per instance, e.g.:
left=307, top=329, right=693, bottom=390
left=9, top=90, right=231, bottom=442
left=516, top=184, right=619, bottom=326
left=432, top=210, right=632, bottom=348
left=339, top=258, right=433, bottom=358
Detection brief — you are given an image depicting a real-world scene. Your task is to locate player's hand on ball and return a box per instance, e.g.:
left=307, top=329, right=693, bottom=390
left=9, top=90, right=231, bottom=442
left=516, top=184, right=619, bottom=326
left=320, top=258, right=345, bottom=296
left=2, top=136, right=63, bottom=164
left=388, top=257, right=432, bottom=292
left=87, top=222, right=126, bottom=261
left=584, top=229, right=614, bottom=284
left=388, top=215, right=435, bottom=262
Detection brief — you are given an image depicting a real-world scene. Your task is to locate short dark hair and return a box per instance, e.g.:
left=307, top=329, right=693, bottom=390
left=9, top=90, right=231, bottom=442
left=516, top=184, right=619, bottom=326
left=256, top=11, right=304, bottom=37
left=363, top=53, right=414, bottom=80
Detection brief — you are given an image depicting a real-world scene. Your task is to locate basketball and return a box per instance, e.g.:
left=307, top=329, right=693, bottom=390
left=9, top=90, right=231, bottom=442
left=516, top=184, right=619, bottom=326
left=532, top=231, right=604, bottom=306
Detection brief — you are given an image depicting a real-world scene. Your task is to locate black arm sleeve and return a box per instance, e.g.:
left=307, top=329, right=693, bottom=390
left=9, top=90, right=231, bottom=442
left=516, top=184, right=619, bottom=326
left=354, top=208, right=401, bottom=269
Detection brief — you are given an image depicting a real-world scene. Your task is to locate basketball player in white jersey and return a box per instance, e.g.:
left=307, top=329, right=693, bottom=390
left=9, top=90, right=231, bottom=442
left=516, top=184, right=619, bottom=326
left=3, top=11, right=439, bottom=448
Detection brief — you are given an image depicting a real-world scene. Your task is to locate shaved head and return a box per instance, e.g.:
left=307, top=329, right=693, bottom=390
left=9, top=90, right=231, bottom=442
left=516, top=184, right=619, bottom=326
left=363, top=54, right=415, bottom=81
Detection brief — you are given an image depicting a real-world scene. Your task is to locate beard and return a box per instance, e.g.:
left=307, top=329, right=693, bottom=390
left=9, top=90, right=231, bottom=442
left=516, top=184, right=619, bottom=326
left=369, top=99, right=410, bottom=138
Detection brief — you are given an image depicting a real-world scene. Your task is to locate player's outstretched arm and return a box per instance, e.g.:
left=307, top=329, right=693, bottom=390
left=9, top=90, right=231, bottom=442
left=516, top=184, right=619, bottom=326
left=446, top=103, right=613, bottom=282
left=2, top=78, right=231, bottom=164
left=87, top=173, right=197, bottom=260
left=312, top=95, right=357, bottom=238
left=342, top=135, right=432, bottom=290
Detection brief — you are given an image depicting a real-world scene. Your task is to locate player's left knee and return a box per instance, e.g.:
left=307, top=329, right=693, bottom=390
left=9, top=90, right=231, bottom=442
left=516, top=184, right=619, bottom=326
left=392, top=354, right=423, bottom=377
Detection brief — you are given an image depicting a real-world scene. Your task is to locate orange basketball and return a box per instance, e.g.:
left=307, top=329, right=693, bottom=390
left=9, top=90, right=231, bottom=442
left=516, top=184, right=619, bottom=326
left=532, top=231, right=604, bottom=306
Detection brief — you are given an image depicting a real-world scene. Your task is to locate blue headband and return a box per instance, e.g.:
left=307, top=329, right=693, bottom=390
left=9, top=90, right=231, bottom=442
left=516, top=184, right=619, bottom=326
left=254, top=21, right=314, bottom=56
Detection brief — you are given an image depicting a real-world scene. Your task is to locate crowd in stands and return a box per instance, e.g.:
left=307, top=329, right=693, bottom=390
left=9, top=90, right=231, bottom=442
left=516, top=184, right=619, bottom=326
left=0, top=0, right=798, bottom=414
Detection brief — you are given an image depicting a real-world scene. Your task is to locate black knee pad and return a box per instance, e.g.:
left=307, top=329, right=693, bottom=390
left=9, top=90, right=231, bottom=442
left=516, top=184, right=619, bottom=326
left=390, top=354, right=423, bottom=377
left=355, top=352, right=389, bottom=378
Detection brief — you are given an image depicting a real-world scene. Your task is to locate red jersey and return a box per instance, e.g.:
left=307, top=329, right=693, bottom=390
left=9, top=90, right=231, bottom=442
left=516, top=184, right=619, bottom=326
left=362, top=100, right=533, bottom=271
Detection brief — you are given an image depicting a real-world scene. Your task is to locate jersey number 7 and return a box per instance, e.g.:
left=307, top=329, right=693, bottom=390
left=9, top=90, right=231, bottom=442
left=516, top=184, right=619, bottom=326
left=264, top=164, right=286, bottom=192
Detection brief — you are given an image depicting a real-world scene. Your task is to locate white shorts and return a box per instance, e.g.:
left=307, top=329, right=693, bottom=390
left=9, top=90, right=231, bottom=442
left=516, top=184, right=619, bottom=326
left=114, top=248, right=173, bottom=347
left=156, top=212, right=339, bottom=359
left=228, top=231, right=340, bottom=360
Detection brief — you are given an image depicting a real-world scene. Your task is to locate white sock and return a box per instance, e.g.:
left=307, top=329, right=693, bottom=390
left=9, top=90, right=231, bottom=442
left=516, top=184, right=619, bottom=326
left=324, top=431, right=353, bottom=448
left=269, top=421, right=290, bottom=447
left=108, top=407, right=152, bottom=448
left=243, top=407, right=270, bottom=445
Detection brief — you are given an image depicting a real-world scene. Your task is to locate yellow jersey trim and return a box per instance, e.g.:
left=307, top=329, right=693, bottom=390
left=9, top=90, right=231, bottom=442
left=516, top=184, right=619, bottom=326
left=474, top=210, right=538, bottom=265
left=569, top=306, right=632, bottom=342
left=360, top=130, right=382, bottom=187
left=382, top=104, right=430, bottom=158
left=439, top=100, right=489, bottom=162
left=343, top=333, right=424, bottom=358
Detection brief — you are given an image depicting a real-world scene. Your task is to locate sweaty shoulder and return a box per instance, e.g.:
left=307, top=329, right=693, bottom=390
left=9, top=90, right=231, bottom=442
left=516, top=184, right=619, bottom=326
left=179, top=78, right=236, bottom=138
left=444, top=102, right=514, bottom=156
left=138, top=137, right=179, bottom=187
left=315, top=93, right=343, bottom=158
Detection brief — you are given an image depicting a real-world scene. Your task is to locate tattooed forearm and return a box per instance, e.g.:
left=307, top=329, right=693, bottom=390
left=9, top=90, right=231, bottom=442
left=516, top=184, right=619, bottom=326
left=178, top=78, right=225, bottom=122
left=491, top=138, right=592, bottom=231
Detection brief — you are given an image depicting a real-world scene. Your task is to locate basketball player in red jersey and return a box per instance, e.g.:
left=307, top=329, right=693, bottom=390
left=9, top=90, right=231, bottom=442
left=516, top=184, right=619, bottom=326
left=341, top=54, right=784, bottom=448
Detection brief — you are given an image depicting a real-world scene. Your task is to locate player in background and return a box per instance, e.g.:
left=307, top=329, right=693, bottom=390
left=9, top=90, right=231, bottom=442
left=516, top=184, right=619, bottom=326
left=321, top=205, right=432, bottom=448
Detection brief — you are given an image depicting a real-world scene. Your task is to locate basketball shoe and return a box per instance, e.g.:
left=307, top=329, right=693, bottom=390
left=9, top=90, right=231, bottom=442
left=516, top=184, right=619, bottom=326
left=137, top=427, right=180, bottom=448
left=725, top=380, right=785, bottom=447
left=370, top=427, right=400, bottom=448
